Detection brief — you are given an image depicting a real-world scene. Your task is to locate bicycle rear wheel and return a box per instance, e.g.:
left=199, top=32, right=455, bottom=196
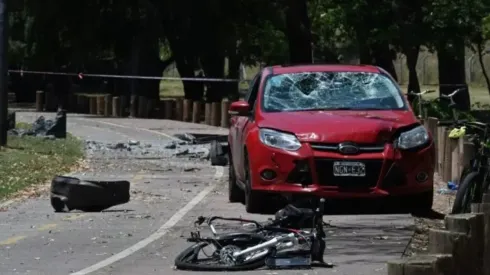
left=174, top=235, right=272, bottom=271
left=452, top=172, right=482, bottom=214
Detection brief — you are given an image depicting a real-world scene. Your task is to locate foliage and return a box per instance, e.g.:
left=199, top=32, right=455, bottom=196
left=0, top=126, right=83, bottom=200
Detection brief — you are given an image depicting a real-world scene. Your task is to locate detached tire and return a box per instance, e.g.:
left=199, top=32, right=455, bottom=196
left=210, top=140, right=228, bottom=166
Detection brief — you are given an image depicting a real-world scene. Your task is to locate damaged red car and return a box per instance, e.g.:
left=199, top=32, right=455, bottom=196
left=227, top=64, right=435, bottom=214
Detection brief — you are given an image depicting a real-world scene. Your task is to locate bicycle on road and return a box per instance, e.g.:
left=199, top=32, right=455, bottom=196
left=437, top=88, right=490, bottom=214
left=174, top=199, right=328, bottom=271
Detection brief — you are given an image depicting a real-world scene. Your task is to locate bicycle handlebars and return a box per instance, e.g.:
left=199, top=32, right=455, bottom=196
left=406, top=89, right=436, bottom=96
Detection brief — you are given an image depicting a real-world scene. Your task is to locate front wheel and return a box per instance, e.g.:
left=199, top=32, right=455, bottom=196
left=174, top=241, right=271, bottom=271
left=452, top=171, right=483, bottom=214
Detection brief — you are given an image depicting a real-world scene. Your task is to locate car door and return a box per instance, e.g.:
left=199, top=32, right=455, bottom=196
left=234, top=73, right=261, bottom=181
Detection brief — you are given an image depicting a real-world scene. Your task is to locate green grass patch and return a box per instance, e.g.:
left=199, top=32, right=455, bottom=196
left=0, top=125, right=84, bottom=200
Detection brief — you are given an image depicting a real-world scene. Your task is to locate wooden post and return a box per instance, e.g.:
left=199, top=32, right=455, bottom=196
left=438, top=126, right=447, bottom=176
left=471, top=194, right=490, bottom=275
left=147, top=98, right=157, bottom=118
left=36, top=90, right=44, bottom=112
left=104, top=95, right=112, bottom=116
left=68, top=93, right=77, bottom=112
left=183, top=99, right=192, bottom=122
left=96, top=95, right=105, bottom=115
left=175, top=98, right=184, bottom=121
left=211, top=102, right=221, bottom=126
left=130, top=95, right=137, bottom=117
left=443, top=129, right=452, bottom=182
left=112, top=97, right=121, bottom=117
left=120, top=95, right=127, bottom=116
left=429, top=229, right=471, bottom=275
left=387, top=255, right=453, bottom=275
left=137, top=96, right=148, bottom=118
left=204, top=103, right=212, bottom=125
left=79, top=95, right=89, bottom=113
left=192, top=101, right=201, bottom=123
left=164, top=99, right=173, bottom=119
left=221, top=100, right=230, bottom=128
left=450, top=138, right=461, bottom=184
left=89, top=96, right=97, bottom=115
left=426, top=117, right=439, bottom=170
left=445, top=214, right=485, bottom=275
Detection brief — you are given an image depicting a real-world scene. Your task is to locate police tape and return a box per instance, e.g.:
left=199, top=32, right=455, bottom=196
left=7, top=69, right=244, bottom=82
left=7, top=69, right=473, bottom=87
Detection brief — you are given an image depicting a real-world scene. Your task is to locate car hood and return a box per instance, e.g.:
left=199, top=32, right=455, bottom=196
left=257, top=110, right=419, bottom=144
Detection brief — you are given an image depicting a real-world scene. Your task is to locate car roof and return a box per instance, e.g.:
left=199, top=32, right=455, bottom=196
left=268, top=64, right=382, bottom=75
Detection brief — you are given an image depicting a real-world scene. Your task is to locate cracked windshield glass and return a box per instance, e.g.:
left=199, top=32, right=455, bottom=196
left=263, top=72, right=406, bottom=112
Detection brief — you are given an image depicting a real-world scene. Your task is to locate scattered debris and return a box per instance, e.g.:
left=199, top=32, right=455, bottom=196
left=50, top=175, right=130, bottom=212
left=8, top=110, right=67, bottom=138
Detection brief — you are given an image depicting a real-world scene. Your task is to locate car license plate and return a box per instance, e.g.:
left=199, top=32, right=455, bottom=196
left=333, top=161, right=366, bottom=177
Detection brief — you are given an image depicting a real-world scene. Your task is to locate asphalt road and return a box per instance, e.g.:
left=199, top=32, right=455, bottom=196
left=0, top=112, right=414, bottom=275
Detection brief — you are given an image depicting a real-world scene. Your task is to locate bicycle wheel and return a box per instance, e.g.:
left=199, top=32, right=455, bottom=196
left=452, top=172, right=482, bottom=214
left=174, top=234, right=272, bottom=271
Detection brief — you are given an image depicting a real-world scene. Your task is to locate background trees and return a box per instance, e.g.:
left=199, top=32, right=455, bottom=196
left=6, top=0, right=490, bottom=106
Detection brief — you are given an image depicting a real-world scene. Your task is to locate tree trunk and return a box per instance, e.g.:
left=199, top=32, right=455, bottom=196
left=356, top=29, right=372, bottom=64
left=371, top=43, right=398, bottom=81
left=201, top=53, right=226, bottom=103
left=285, top=0, right=313, bottom=64
left=227, top=46, right=241, bottom=101
left=405, top=45, right=421, bottom=102
left=437, top=39, right=470, bottom=111
left=476, top=41, right=490, bottom=95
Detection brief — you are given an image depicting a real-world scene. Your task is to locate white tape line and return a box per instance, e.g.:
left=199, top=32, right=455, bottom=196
left=70, top=166, right=224, bottom=275
left=8, top=69, right=242, bottom=82
left=74, top=118, right=181, bottom=141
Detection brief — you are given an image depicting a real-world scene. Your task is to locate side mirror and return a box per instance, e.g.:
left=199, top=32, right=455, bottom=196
left=229, top=101, right=251, bottom=116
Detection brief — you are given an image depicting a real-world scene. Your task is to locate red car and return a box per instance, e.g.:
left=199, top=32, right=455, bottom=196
left=227, top=64, right=436, bottom=214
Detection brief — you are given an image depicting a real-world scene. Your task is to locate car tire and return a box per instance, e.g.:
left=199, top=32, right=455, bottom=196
left=410, top=189, right=433, bottom=216
left=228, top=155, right=244, bottom=203
left=244, top=152, right=265, bottom=214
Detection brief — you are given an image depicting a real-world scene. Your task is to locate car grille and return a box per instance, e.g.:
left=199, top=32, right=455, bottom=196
left=310, top=143, right=385, bottom=154
left=314, top=158, right=383, bottom=188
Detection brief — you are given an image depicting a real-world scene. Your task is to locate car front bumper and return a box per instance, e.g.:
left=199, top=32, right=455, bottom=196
left=247, top=140, right=435, bottom=199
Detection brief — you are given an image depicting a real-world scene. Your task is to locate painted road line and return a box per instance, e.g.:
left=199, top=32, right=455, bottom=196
left=75, top=118, right=181, bottom=141
left=70, top=166, right=225, bottom=275
left=0, top=235, right=27, bottom=246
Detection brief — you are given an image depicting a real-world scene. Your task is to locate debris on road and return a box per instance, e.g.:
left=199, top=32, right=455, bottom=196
left=8, top=110, right=67, bottom=138
left=50, top=175, right=130, bottom=212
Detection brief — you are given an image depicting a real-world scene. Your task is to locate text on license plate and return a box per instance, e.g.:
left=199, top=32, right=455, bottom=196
left=333, top=161, right=366, bottom=177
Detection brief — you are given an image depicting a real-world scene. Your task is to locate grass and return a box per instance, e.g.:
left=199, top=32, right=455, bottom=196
left=0, top=123, right=84, bottom=200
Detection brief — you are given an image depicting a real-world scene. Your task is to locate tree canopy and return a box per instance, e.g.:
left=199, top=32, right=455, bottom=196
left=6, top=0, right=490, bottom=103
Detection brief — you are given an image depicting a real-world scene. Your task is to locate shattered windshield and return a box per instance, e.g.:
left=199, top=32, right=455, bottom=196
left=261, top=72, right=406, bottom=112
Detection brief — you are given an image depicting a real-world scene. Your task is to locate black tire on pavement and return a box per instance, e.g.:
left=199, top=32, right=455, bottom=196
left=244, top=152, right=264, bottom=214
left=228, top=154, right=245, bottom=203
left=210, top=140, right=228, bottom=166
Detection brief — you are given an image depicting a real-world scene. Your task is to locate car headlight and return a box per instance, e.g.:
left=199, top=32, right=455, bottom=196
left=397, top=125, right=429, bottom=149
left=259, top=128, right=302, bottom=151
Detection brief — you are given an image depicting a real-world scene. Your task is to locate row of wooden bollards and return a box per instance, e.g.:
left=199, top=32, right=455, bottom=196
left=421, top=117, right=475, bottom=184
left=35, top=91, right=232, bottom=128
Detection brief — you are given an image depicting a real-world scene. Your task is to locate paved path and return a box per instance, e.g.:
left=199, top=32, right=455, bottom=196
left=0, top=112, right=414, bottom=275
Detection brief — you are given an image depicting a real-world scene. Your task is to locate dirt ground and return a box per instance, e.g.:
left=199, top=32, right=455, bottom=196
left=405, top=173, right=455, bottom=256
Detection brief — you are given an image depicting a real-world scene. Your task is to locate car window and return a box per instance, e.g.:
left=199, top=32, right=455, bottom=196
left=261, top=71, right=406, bottom=112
